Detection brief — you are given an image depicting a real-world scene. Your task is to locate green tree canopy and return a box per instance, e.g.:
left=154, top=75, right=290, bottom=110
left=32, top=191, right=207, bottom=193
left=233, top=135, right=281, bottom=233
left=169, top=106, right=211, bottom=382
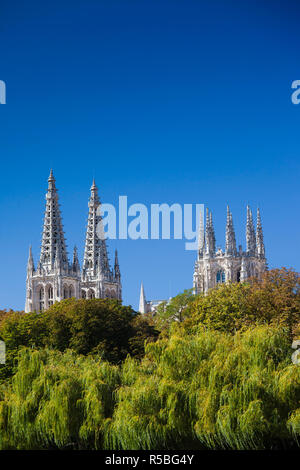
left=183, top=268, right=300, bottom=337
left=1, top=324, right=300, bottom=450
left=0, top=298, right=158, bottom=380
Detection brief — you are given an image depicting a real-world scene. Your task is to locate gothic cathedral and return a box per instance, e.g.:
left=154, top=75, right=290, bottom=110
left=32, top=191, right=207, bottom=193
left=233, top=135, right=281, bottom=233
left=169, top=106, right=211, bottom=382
left=193, top=206, right=266, bottom=294
left=25, top=171, right=121, bottom=313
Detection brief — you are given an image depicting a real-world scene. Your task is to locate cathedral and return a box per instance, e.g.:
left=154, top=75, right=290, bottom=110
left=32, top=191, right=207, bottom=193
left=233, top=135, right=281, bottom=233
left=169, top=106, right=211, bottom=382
left=193, top=206, right=266, bottom=294
left=25, top=171, right=121, bottom=313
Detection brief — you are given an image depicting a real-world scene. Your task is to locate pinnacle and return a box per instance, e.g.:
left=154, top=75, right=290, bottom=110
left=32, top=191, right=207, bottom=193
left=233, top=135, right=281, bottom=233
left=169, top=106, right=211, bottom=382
left=48, top=169, right=55, bottom=181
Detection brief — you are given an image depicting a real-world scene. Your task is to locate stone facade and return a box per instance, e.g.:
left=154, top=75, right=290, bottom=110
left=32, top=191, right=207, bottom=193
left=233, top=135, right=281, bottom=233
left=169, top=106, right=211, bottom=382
left=193, top=206, right=266, bottom=294
left=25, top=171, right=121, bottom=313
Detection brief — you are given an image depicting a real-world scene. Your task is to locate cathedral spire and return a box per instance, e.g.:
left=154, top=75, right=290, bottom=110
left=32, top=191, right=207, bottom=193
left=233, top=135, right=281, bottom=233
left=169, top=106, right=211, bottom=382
left=114, top=249, right=121, bottom=281
left=83, top=179, right=111, bottom=280
left=72, top=246, right=80, bottom=274
left=27, top=245, right=35, bottom=275
left=139, top=282, right=147, bottom=314
left=40, top=170, right=69, bottom=270
left=205, top=208, right=215, bottom=256
left=246, top=205, right=256, bottom=256
left=225, top=205, right=237, bottom=256
left=256, top=208, right=265, bottom=259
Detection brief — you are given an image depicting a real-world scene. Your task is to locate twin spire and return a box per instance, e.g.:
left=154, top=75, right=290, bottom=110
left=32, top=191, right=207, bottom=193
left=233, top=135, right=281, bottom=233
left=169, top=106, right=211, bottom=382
left=198, top=205, right=265, bottom=259
left=30, top=170, right=120, bottom=280
left=39, top=169, right=68, bottom=271
left=82, top=177, right=117, bottom=281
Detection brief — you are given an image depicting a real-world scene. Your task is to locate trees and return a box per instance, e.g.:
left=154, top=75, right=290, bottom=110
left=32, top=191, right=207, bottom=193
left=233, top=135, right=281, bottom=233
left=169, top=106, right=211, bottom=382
left=153, top=289, right=195, bottom=331
left=0, top=311, right=47, bottom=380
left=129, top=314, right=160, bottom=359
left=1, top=324, right=300, bottom=450
left=185, top=268, right=300, bottom=336
left=44, top=299, right=135, bottom=363
left=108, top=325, right=300, bottom=450
left=0, top=299, right=158, bottom=381
left=249, top=268, right=300, bottom=339
left=0, top=348, right=120, bottom=449
left=1, top=269, right=300, bottom=449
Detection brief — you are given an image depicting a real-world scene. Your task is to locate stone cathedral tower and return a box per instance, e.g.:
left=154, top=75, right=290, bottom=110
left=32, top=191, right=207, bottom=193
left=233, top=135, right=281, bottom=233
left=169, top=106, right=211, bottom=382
left=25, top=171, right=121, bottom=313
left=80, top=179, right=122, bottom=300
left=193, top=205, right=266, bottom=294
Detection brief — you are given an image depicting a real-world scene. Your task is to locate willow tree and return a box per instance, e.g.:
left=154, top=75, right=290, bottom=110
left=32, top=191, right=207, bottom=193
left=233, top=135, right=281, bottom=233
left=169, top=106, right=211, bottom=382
left=0, top=348, right=120, bottom=449
left=108, top=324, right=300, bottom=450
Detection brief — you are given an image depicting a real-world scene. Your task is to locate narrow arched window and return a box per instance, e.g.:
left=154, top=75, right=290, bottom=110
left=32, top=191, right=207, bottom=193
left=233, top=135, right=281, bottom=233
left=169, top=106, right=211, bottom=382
left=39, top=288, right=44, bottom=300
left=237, top=270, right=241, bottom=283
left=81, top=290, right=86, bottom=299
left=216, top=270, right=225, bottom=284
left=39, top=287, right=45, bottom=311
left=48, top=286, right=53, bottom=299
left=63, top=286, right=68, bottom=299
left=48, top=285, right=54, bottom=306
left=89, top=289, right=95, bottom=299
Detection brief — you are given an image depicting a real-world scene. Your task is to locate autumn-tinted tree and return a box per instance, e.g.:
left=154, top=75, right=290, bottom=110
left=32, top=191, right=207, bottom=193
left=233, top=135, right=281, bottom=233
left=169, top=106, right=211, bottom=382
left=186, top=268, right=300, bottom=337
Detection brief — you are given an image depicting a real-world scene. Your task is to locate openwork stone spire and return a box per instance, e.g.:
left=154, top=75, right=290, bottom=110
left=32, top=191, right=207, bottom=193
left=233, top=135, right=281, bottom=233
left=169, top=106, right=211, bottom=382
left=193, top=204, right=267, bottom=295
left=40, top=170, right=68, bottom=270
left=72, top=246, right=80, bottom=275
left=256, top=208, right=265, bottom=259
left=25, top=172, right=122, bottom=312
left=114, top=249, right=121, bottom=281
left=225, top=205, right=237, bottom=256
left=83, top=180, right=111, bottom=280
left=205, top=208, right=216, bottom=256
left=246, top=205, right=256, bottom=256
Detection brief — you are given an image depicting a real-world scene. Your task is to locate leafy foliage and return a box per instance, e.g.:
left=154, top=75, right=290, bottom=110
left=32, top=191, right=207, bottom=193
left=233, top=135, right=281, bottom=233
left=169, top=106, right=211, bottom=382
left=0, top=299, right=157, bottom=380
left=185, top=268, right=300, bottom=336
left=153, top=289, right=195, bottom=331
left=108, top=324, right=300, bottom=450
left=0, top=349, right=120, bottom=449
left=44, top=298, right=135, bottom=362
left=1, top=269, right=300, bottom=449
left=1, top=325, right=300, bottom=450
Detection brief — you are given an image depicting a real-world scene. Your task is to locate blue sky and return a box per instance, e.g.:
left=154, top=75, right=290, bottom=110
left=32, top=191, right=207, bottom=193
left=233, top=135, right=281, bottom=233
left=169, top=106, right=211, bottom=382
left=1, top=0, right=300, bottom=311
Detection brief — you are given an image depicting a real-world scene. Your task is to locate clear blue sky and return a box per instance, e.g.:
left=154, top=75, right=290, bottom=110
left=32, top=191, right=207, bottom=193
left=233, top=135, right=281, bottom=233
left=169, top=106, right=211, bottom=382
left=1, top=0, right=300, bottom=311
